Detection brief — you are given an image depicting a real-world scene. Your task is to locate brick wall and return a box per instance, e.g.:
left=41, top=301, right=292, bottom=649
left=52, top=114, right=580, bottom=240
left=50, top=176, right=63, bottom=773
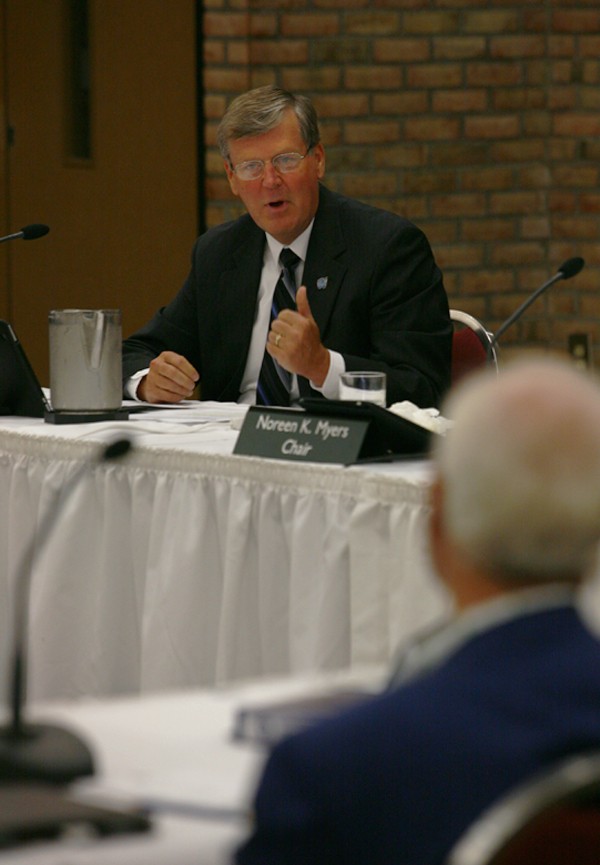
left=203, top=0, right=600, bottom=362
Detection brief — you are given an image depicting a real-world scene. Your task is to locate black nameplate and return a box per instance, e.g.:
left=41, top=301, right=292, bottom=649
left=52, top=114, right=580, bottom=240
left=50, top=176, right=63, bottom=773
left=234, top=406, right=369, bottom=464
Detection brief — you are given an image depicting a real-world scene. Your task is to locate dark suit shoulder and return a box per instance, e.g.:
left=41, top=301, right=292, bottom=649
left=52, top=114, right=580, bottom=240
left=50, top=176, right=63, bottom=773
left=317, top=184, right=423, bottom=241
left=192, top=212, right=264, bottom=265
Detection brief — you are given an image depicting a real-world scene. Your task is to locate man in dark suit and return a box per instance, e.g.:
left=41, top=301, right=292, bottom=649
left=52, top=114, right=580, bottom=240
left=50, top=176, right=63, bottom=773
left=234, top=357, right=600, bottom=865
left=122, top=85, right=451, bottom=408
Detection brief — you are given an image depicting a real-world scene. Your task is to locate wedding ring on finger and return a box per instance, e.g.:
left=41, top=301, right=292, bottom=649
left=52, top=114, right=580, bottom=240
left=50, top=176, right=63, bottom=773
left=275, top=333, right=282, bottom=348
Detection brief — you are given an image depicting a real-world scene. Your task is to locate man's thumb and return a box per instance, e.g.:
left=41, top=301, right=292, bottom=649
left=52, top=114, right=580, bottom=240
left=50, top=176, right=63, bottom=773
left=296, top=285, right=313, bottom=319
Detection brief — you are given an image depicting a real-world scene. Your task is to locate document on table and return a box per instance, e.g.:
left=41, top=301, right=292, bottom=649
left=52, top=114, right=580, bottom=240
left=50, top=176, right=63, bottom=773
left=125, top=400, right=249, bottom=426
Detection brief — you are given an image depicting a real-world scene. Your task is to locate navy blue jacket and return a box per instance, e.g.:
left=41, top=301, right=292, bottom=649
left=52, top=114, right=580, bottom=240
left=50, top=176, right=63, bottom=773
left=235, top=606, right=600, bottom=865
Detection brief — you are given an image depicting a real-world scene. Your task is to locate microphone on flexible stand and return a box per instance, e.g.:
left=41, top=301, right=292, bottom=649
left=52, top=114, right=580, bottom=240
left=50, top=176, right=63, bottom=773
left=0, top=224, right=50, bottom=244
left=0, top=438, right=132, bottom=784
left=492, top=256, right=585, bottom=347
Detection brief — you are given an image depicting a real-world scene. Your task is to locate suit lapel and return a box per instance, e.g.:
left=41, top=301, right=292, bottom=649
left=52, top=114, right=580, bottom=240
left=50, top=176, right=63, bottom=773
left=216, top=226, right=265, bottom=390
left=302, top=187, right=347, bottom=336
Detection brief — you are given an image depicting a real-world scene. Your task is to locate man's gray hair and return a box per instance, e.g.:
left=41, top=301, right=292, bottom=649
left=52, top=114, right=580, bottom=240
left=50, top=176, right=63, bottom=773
left=433, top=357, right=600, bottom=583
left=216, top=85, right=321, bottom=162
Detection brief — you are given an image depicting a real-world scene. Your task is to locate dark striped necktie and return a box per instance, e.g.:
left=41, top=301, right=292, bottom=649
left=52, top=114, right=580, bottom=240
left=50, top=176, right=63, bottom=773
left=256, top=248, right=301, bottom=407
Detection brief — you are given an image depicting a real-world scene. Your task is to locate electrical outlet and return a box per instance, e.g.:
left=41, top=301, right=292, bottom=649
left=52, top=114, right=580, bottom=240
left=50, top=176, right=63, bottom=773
left=568, top=333, right=591, bottom=370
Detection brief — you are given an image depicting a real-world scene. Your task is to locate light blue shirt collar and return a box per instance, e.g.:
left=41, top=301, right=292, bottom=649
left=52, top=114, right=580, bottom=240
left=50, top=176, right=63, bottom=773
left=387, top=583, right=579, bottom=690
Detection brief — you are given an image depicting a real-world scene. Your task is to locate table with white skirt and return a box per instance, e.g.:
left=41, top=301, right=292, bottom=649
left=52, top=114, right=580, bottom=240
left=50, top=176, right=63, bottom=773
left=0, top=401, right=452, bottom=702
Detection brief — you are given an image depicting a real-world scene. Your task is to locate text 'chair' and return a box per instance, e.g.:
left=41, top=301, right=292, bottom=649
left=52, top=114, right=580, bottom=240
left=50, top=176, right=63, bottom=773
left=446, top=750, right=600, bottom=865
left=450, top=309, right=499, bottom=386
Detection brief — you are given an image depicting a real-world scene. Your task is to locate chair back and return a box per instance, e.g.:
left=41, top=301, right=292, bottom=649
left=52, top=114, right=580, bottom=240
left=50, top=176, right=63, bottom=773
left=446, top=751, right=600, bottom=865
left=450, top=309, right=498, bottom=385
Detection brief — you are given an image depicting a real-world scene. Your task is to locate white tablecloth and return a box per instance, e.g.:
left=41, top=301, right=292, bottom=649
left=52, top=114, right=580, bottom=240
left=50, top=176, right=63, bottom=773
left=0, top=403, right=452, bottom=701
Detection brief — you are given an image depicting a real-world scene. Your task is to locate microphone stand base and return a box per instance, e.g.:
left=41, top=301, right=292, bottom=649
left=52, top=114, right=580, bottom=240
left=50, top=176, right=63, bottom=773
left=0, top=723, right=94, bottom=784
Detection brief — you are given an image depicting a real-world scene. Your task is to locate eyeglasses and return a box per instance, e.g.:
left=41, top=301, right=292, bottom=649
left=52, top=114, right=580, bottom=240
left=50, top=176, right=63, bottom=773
left=230, top=149, right=312, bottom=181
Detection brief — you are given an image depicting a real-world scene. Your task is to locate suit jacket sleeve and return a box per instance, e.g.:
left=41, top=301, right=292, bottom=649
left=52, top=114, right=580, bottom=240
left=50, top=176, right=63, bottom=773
left=235, top=737, right=334, bottom=865
left=122, top=216, right=265, bottom=402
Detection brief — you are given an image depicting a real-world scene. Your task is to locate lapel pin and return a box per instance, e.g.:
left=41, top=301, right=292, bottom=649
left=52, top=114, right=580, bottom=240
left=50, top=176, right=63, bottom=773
left=316, top=277, right=328, bottom=290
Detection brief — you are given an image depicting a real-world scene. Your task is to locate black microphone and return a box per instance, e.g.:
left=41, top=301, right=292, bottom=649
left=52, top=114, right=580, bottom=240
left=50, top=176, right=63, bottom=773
left=493, top=257, right=585, bottom=345
left=0, top=224, right=50, bottom=244
left=557, top=256, right=585, bottom=280
left=0, top=438, right=132, bottom=784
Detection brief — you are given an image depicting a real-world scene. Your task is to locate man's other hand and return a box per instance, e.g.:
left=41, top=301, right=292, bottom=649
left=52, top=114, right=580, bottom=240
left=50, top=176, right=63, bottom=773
left=137, top=351, right=199, bottom=403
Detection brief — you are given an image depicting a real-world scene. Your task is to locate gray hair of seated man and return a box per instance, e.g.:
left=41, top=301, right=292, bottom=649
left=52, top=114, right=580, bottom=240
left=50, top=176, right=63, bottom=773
left=216, top=85, right=321, bottom=163
left=433, top=356, right=600, bottom=584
